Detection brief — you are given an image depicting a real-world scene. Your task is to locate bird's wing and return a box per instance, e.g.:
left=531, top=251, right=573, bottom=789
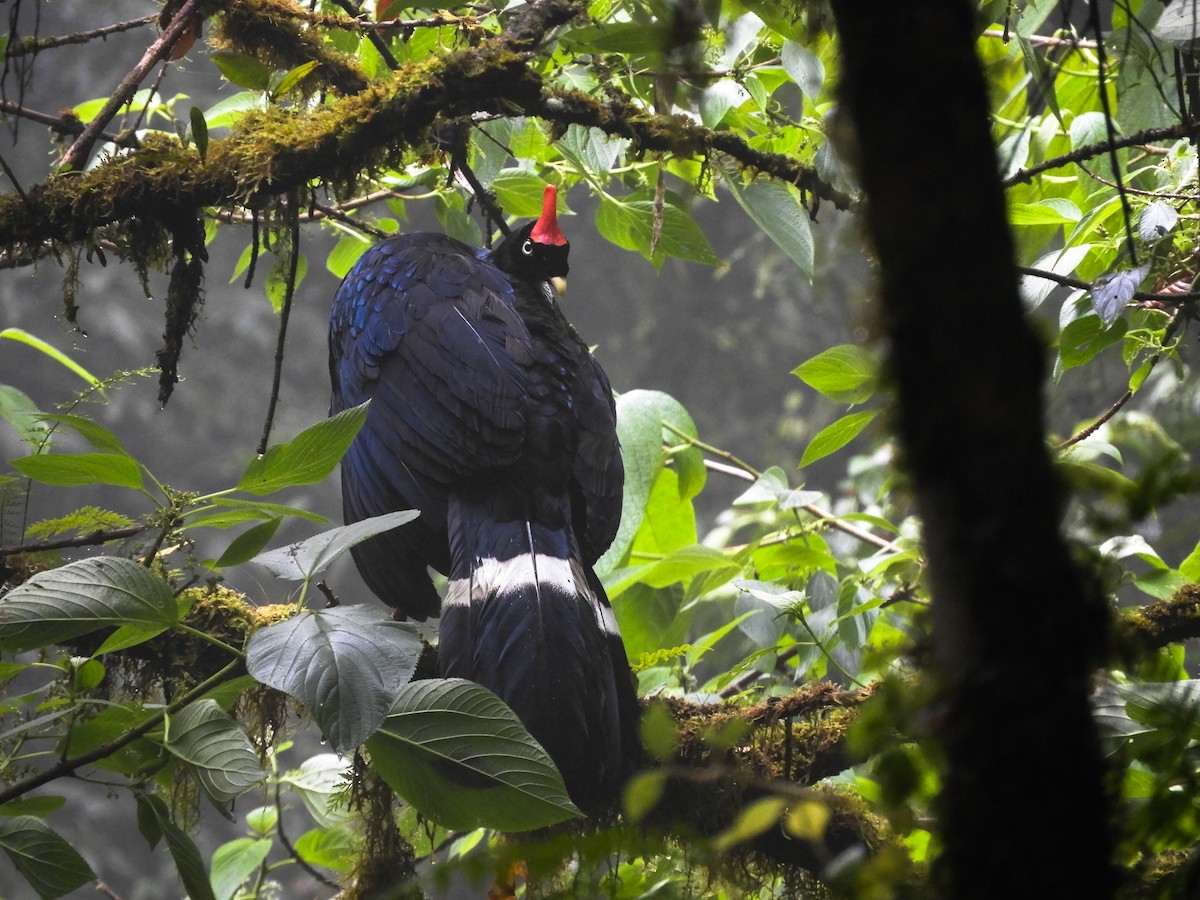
left=329, top=234, right=535, bottom=613
left=331, top=233, right=533, bottom=478
left=570, top=350, right=623, bottom=564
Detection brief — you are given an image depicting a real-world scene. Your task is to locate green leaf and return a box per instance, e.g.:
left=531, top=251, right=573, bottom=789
left=326, top=232, right=373, bottom=278
left=781, top=40, right=825, bottom=100
left=182, top=498, right=327, bottom=530
left=559, top=124, right=631, bottom=175
left=1060, top=314, right=1127, bottom=370
left=236, top=403, right=368, bottom=495
left=597, top=390, right=703, bottom=576
left=246, top=605, right=422, bottom=752
left=210, top=837, right=272, bottom=900
left=608, top=544, right=740, bottom=596
left=137, top=793, right=218, bottom=900
left=712, top=797, right=788, bottom=852
left=800, top=409, right=880, bottom=467
left=0, top=385, right=46, bottom=447
left=793, top=344, right=878, bottom=404
left=293, top=826, right=355, bottom=872
left=699, top=80, right=749, bottom=128
left=733, top=466, right=821, bottom=510
left=39, top=414, right=129, bottom=454
left=0, top=556, right=177, bottom=653
left=165, top=700, right=266, bottom=806
left=725, top=177, right=813, bottom=276
left=190, top=105, right=208, bottom=162
left=1138, top=200, right=1179, bottom=241
left=270, top=59, right=319, bottom=101
left=211, top=51, right=273, bottom=91
left=250, top=510, right=419, bottom=581
left=202, top=90, right=264, bottom=130
left=278, top=753, right=353, bottom=828
left=213, top=517, right=282, bottom=568
left=0, top=795, right=66, bottom=818
left=0, top=328, right=101, bottom=389
left=1008, top=198, right=1082, bottom=226
left=594, top=194, right=721, bottom=266
left=1178, top=538, right=1200, bottom=582
left=265, top=252, right=306, bottom=313
left=491, top=170, right=563, bottom=218
left=0, top=816, right=94, bottom=899
left=623, top=770, right=667, bottom=822
left=365, top=678, right=582, bottom=831
left=10, top=451, right=144, bottom=490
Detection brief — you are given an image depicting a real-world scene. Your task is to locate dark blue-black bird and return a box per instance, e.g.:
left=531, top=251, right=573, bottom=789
left=329, top=185, right=639, bottom=815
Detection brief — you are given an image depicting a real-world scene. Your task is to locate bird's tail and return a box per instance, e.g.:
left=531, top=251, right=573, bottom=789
left=441, top=490, right=640, bottom=816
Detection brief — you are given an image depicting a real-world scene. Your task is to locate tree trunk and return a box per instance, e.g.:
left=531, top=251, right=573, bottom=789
left=829, top=4, right=1114, bottom=896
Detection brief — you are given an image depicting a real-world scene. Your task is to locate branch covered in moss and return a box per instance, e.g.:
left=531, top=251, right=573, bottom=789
left=0, top=0, right=845, bottom=259
left=1119, top=585, right=1200, bottom=651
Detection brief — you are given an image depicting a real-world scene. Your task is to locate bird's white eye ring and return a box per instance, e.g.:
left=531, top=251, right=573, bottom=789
left=521, top=239, right=534, bottom=255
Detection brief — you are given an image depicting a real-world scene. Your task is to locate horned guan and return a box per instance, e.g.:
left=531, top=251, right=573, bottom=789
left=329, top=184, right=639, bottom=815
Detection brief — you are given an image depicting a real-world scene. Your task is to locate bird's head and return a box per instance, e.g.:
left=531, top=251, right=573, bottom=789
left=491, top=184, right=570, bottom=292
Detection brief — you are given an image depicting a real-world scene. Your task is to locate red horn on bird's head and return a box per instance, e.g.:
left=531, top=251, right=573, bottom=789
left=530, top=184, right=567, bottom=247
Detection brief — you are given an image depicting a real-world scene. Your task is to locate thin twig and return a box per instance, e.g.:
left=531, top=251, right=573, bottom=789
left=310, top=201, right=390, bottom=239
left=3, top=15, right=157, bottom=57
left=0, top=99, right=132, bottom=147
left=1016, top=265, right=1200, bottom=303
left=275, top=780, right=340, bottom=889
left=1078, top=160, right=1200, bottom=201
left=697, top=448, right=897, bottom=551
left=1003, top=121, right=1198, bottom=187
left=58, top=0, right=206, bottom=170
left=0, top=525, right=146, bottom=557
left=257, top=196, right=303, bottom=455
left=1057, top=306, right=1185, bottom=450
left=1088, top=4, right=1139, bottom=267
left=979, top=27, right=1097, bottom=50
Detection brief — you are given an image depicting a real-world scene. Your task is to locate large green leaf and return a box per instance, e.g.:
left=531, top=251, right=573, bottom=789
left=0, top=816, right=94, bottom=900
left=39, top=414, right=129, bottom=454
left=210, top=837, right=272, bottom=900
left=0, top=328, right=101, bottom=389
left=165, top=699, right=265, bottom=806
left=136, top=793, right=218, bottom=900
left=278, top=753, right=354, bottom=828
left=607, top=544, right=740, bottom=597
left=210, top=50, right=273, bottom=91
left=594, top=194, right=721, bottom=266
left=236, top=403, right=368, bottom=495
left=491, top=169, right=566, bottom=218
left=245, top=605, right=422, bottom=752
left=781, top=39, right=825, bottom=100
left=725, top=177, right=813, bottom=276
left=10, top=451, right=144, bottom=491
left=0, top=385, right=46, bottom=448
left=182, top=498, right=328, bottom=530
left=250, top=509, right=419, bottom=581
left=793, top=344, right=878, bottom=404
left=597, top=390, right=703, bottom=577
left=365, top=678, right=582, bottom=831
left=211, top=517, right=282, bottom=568
left=0, top=556, right=177, bottom=653
left=800, top=409, right=880, bottom=467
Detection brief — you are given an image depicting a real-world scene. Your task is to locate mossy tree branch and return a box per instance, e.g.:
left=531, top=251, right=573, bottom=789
left=0, top=0, right=845, bottom=264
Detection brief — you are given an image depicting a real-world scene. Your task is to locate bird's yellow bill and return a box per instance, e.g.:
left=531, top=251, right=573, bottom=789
left=551, top=276, right=568, bottom=296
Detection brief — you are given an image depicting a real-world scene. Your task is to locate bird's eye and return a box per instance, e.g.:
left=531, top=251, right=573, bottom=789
left=521, top=239, right=534, bottom=255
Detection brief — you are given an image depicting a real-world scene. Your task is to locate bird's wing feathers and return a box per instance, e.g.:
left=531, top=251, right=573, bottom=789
left=332, top=234, right=532, bottom=480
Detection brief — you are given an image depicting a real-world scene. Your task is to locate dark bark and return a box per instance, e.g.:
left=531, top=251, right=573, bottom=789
left=829, top=4, right=1113, bottom=896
